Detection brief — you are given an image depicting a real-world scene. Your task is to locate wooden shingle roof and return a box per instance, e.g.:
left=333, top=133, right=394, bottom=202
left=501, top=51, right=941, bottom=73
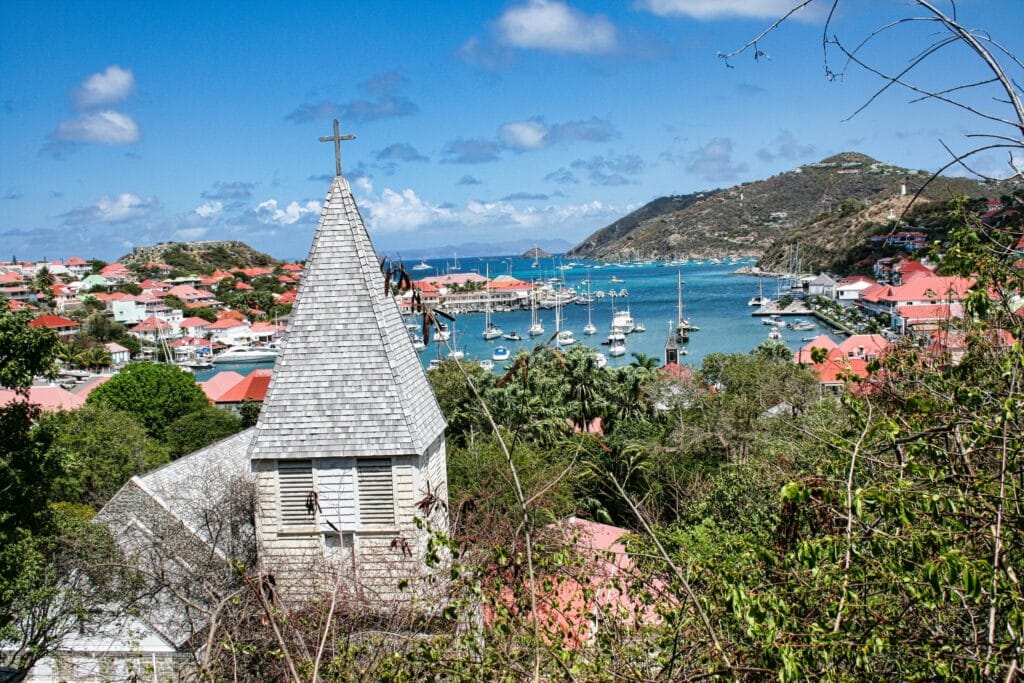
left=248, top=176, right=445, bottom=460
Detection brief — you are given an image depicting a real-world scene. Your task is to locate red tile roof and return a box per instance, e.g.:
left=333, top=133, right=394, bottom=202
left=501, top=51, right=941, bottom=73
left=179, top=316, right=211, bottom=328
left=207, top=317, right=248, bottom=330
left=0, top=386, right=85, bottom=412
left=29, top=314, right=80, bottom=329
left=199, top=371, right=244, bottom=401
left=214, top=369, right=273, bottom=403
left=131, top=315, right=173, bottom=332
left=794, top=334, right=838, bottom=364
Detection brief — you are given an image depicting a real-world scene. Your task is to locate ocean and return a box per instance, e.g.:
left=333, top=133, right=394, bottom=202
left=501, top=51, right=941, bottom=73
left=194, top=256, right=840, bottom=381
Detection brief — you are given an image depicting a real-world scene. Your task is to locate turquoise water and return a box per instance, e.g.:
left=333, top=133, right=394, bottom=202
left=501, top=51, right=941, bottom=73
left=194, top=256, right=840, bottom=381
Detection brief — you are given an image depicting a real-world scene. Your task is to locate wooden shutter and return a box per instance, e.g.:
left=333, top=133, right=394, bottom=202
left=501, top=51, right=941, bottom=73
left=357, top=460, right=395, bottom=526
left=278, top=460, right=314, bottom=528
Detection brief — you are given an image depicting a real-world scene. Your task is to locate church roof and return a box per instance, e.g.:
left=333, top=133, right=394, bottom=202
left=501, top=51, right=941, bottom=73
left=248, top=176, right=445, bottom=460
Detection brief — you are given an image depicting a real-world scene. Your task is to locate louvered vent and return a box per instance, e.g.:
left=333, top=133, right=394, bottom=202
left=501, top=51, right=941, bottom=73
left=357, top=460, right=395, bottom=526
left=278, top=460, right=314, bottom=528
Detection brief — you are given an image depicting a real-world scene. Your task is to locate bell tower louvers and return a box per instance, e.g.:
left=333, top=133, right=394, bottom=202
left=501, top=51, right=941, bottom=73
left=249, top=154, right=447, bottom=603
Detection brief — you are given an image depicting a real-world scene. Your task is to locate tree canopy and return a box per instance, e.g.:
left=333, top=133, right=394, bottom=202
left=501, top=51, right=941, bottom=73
left=85, top=361, right=210, bottom=437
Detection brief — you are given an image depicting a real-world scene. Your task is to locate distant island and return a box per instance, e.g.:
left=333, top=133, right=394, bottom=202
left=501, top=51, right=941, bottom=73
left=522, top=245, right=552, bottom=259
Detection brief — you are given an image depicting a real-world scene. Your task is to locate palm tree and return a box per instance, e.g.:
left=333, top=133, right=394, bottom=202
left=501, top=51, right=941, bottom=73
left=629, top=352, right=659, bottom=371
left=55, top=343, right=80, bottom=368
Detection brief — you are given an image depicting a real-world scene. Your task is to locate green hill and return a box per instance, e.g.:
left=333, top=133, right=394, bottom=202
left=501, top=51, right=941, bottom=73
left=568, top=152, right=1001, bottom=263
left=119, top=240, right=281, bottom=274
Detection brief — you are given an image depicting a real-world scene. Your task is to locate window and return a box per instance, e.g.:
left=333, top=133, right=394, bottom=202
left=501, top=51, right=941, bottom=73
left=278, top=460, right=314, bottom=529
left=357, top=459, right=395, bottom=526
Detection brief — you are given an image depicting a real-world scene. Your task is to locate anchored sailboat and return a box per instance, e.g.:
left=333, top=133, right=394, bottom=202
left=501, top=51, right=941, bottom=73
left=583, top=269, right=597, bottom=335
left=482, top=265, right=502, bottom=340
left=675, top=270, right=699, bottom=342
left=528, top=284, right=544, bottom=336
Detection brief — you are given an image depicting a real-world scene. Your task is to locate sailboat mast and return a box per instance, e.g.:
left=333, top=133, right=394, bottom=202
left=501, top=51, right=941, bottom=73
left=587, top=271, right=593, bottom=325
left=677, top=270, right=683, bottom=324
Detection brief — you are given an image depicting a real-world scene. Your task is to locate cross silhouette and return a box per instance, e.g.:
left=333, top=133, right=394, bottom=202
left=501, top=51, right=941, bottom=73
left=319, top=119, right=355, bottom=177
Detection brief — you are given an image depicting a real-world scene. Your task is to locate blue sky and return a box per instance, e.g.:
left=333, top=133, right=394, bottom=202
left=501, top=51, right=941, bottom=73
left=2, top=0, right=1022, bottom=261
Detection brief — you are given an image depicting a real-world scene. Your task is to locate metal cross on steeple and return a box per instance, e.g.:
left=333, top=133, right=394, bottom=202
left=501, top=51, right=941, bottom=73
left=319, top=119, right=355, bottom=177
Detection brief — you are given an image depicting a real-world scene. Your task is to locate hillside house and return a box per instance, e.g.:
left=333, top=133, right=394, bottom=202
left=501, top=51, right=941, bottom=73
left=29, top=314, right=80, bottom=339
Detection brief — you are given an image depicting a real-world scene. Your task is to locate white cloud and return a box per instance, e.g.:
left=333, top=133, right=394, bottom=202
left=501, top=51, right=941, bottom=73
left=497, top=0, right=617, bottom=54
left=194, top=201, right=223, bottom=218
left=500, top=117, right=618, bottom=151
left=637, top=0, right=803, bottom=19
left=356, top=182, right=620, bottom=234
left=254, top=199, right=322, bottom=225
left=54, top=110, right=140, bottom=145
left=360, top=188, right=454, bottom=232
left=686, top=137, right=748, bottom=182
left=75, top=65, right=135, bottom=107
left=63, top=193, right=157, bottom=225
left=500, top=120, right=549, bottom=150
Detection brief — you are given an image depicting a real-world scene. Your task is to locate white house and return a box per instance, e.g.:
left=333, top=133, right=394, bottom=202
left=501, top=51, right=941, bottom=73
left=104, top=342, right=131, bottom=365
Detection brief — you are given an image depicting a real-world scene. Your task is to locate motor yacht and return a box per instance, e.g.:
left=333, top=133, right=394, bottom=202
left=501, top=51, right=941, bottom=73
left=212, top=346, right=279, bottom=364
left=492, top=346, right=511, bottom=362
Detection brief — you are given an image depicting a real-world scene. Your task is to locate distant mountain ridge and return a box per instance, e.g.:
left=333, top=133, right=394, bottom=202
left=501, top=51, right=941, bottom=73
left=568, top=152, right=1003, bottom=263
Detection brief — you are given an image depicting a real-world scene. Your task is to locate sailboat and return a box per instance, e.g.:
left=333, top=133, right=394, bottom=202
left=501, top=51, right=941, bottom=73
left=482, top=265, right=502, bottom=340
left=531, top=245, right=540, bottom=269
left=447, top=318, right=464, bottom=360
left=555, top=290, right=576, bottom=346
left=450, top=251, right=461, bottom=272
left=583, top=269, right=597, bottom=335
left=528, top=286, right=544, bottom=336
left=675, top=270, right=699, bottom=342
left=748, top=276, right=770, bottom=307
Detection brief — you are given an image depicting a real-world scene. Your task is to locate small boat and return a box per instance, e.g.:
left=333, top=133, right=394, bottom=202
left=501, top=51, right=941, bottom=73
left=213, top=346, right=279, bottom=363
left=411, top=337, right=426, bottom=352
left=789, top=320, right=816, bottom=331
left=608, top=333, right=626, bottom=357
left=610, top=276, right=624, bottom=284
left=593, top=353, right=608, bottom=369
left=428, top=358, right=444, bottom=370
left=435, top=322, right=451, bottom=342
left=767, top=328, right=782, bottom=340
left=477, top=359, right=494, bottom=371
left=503, top=331, right=522, bottom=341
left=492, top=346, right=511, bottom=362
left=448, top=349, right=465, bottom=360
left=633, top=321, right=646, bottom=333
left=557, top=330, right=576, bottom=346
left=763, top=315, right=783, bottom=326
left=412, top=261, right=432, bottom=271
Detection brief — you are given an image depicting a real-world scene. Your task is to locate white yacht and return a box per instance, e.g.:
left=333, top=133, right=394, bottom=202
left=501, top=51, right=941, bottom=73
left=434, top=322, right=451, bottom=342
left=557, top=330, right=577, bottom=346
left=412, top=260, right=432, bottom=271
left=212, top=346, right=279, bottom=364
left=607, top=332, right=626, bottom=357
left=611, top=310, right=635, bottom=335
left=593, top=352, right=608, bottom=369
left=477, top=359, right=494, bottom=371
left=492, top=346, right=511, bottom=362
left=633, top=321, right=646, bottom=333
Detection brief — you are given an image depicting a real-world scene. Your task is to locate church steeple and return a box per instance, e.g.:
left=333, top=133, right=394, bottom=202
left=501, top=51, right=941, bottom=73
left=250, top=127, right=448, bottom=601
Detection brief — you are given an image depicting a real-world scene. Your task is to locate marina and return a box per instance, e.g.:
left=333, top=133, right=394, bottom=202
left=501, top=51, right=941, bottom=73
left=195, top=255, right=846, bottom=380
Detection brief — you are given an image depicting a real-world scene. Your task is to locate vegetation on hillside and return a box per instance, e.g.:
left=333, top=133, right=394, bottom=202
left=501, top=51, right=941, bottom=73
left=119, top=240, right=280, bottom=276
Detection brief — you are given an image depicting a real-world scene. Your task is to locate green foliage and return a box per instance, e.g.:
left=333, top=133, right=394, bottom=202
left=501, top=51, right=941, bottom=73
left=36, top=404, right=169, bottom=507
left=0, top=309, right=57, bottom=388
left=86, top=361, right=210, bottom=437
left=162, top=406, right=243, bottom=458
left=239, top=399, right=261, bottom=428
left=190, top=306, right=219, bottom=323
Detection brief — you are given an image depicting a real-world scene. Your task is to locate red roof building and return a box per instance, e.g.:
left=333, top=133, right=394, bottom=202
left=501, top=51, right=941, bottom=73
left=29, top=314, right=80, bottom=338
left=213, top=369, right=273, bottom=404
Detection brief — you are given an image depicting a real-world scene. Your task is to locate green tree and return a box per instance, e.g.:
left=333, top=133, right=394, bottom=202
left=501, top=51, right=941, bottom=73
left=86, top=362, right=210, bottom=437
left=239, top=399, right=261, bottom=428
left=36, top=404, right=169, bottom=507
left=82, top=312, right=125, bottom=342
left=162, top=406, right=243, bottom=458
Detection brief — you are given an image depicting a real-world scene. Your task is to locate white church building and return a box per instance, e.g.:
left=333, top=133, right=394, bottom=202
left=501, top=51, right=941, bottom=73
left=21, top=144, right=449, bottom=681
